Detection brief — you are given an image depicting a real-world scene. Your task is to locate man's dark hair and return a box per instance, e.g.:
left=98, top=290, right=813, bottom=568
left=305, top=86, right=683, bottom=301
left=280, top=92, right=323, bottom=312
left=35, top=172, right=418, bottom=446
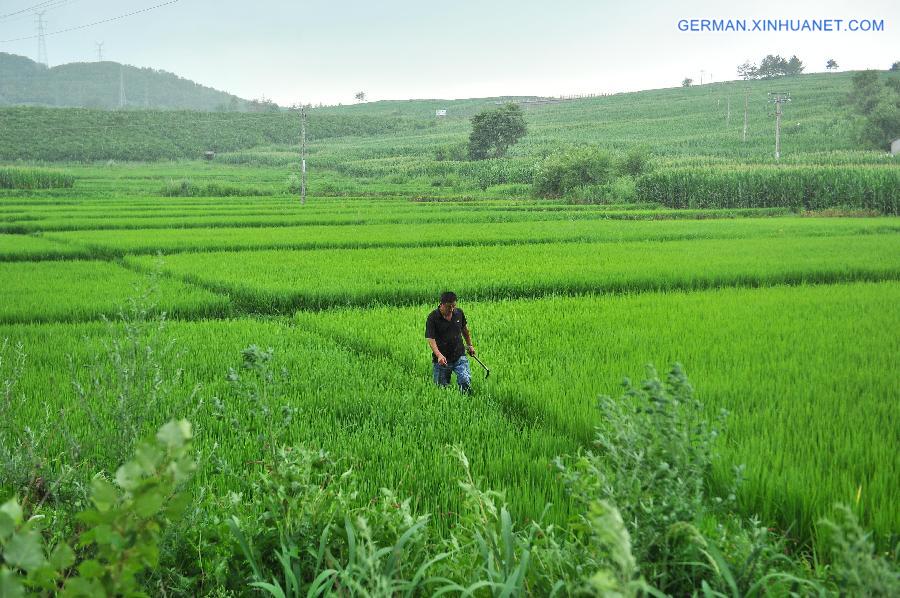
left=440, top=291, right=457, bottom=305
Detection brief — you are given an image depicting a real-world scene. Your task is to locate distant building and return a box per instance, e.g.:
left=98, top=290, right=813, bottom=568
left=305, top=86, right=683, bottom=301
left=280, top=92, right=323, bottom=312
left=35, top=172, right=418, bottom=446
left=435, top=109, right=447, bottom=117
left=892, top=138, right=900, bottom=156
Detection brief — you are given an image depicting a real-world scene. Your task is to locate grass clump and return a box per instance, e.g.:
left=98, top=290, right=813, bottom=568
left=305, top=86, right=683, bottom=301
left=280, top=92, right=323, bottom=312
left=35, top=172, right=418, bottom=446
left=0, top=167, right=74, bottom=190
left=162, top=178, right=273, bottom=197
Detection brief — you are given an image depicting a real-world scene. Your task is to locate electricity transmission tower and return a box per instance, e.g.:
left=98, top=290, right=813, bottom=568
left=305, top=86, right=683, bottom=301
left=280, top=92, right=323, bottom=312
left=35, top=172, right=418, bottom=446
left=96, top=42, right=104, bottom=62
left=36, top=12, right=48, bottom=66
left=767, top=92, right=791, bottom=160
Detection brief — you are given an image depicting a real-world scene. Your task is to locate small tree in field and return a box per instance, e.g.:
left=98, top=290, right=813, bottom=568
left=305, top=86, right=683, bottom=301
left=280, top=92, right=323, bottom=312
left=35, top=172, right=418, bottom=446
left=467, top=103, right=527, bottom=160
left=354, top=91, right=366, bottom=102
left=826, top=59, right=839, bottom=71
left=681, top=78, right=693, bottom=87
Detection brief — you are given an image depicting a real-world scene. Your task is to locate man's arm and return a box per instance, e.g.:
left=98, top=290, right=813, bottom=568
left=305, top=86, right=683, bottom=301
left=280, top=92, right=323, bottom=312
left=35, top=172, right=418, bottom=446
left=462, top=325, right=476, bottom=356
left=427, top=337, right=447, bottom=365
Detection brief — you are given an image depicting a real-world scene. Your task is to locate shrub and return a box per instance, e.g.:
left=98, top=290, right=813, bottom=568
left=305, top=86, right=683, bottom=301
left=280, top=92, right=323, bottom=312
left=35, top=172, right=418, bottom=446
left=434, top=142, right=467, bottom=161
left=533, top=146, right=616, bottom=197
left=819, top=504, right=900, bottom=596
left=162, top=179, right=199, bottom=197
left=618, top=146, right=651, bottom=177
left=162, top=179, right=273, bottom=197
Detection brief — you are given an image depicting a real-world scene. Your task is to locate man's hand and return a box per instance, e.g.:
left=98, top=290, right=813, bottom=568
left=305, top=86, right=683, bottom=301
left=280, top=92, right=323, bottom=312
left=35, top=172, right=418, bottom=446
left=437, top=354, right=448, bottom=366
left=467, top=345, right=476, bottom=357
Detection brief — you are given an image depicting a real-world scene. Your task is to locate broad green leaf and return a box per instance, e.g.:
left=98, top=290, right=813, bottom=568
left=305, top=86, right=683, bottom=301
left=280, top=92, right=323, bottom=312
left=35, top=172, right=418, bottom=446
left=0, top=512, right=14, bottom=542
left=134, top=490, right=166, bottom=518
left=0, top=568, right=25, bottom=598
left=88, top=524, right=114, bottom=547
left=90, top=478, right=118, bottom=512
left=3, top=530, right=45, bottom=572
left=49, top=541, right=76, bottom=571
left=0, top=498, right=22, bottom=526
left=164, top=491, right=192, bottom=519
left=60, top=575, right=105, bottom=597
left=77, top=558, right=103, bottom=579
left=156, top=419, right=192, bottom=449
left=115, top=460, right=144, bottom=491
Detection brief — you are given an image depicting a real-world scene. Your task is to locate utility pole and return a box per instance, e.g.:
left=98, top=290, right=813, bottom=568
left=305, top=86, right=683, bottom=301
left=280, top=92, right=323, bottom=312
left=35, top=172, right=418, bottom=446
left=742, top=89, right=749, bottom=142
left=726, top=96, right=731, bottom=124
left=36, top=12, right=48, bottom=66
left=96, top=42, right=104, bottom=62
left=767, top=92, right=791, bottom=160
left=700, top=69, right=705, bottom=85
left=299, top=105, right=308, bottom=205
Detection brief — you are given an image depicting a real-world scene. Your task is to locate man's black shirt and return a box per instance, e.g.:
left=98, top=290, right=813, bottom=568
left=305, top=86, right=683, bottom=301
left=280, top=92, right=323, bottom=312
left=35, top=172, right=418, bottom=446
left=425, top=307, right=467, bottom=364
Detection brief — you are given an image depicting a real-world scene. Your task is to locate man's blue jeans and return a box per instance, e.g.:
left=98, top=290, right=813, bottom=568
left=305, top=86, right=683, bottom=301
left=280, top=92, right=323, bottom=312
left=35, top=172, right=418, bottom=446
left=433, top=355, right=471, bottom=393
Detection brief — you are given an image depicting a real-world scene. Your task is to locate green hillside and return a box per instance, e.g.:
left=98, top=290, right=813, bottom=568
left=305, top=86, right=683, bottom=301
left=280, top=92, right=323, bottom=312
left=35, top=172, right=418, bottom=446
left=1, top=70, right=896, bottom=211
left=0, top=52, right=248, bottom=111
left=3, top=70, right=896, bottom=162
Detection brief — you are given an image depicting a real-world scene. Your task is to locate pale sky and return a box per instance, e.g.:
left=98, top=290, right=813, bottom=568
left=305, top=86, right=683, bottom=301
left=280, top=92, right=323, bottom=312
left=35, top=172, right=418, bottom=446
left=0, top=0, right=897, bottom=105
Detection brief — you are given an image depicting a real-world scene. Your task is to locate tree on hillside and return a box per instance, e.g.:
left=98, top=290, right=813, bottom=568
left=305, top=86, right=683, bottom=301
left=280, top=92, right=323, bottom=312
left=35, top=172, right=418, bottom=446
left=785, top=55, right=805, bottom=76
left=826, top=59, right=839, bottom=71
left=248, top=97, right=279, bottom=112
left=891, top=61, right=900, bottom=72
left=354, top=91, right=366, bottom=103
left=467, top=103, right=527, bottom=160
left=848, top=70, right=900, bottom=149
left=681, top=78, right=693, bottom=87
left=736, top=61, right=757, bottom=80
left=757, top=54, right=789, bottom=78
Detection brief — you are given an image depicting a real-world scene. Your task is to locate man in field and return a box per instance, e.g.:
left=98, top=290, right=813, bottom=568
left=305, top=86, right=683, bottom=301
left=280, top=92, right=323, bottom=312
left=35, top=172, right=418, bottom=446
left=425, top=291, right=476, bottom=393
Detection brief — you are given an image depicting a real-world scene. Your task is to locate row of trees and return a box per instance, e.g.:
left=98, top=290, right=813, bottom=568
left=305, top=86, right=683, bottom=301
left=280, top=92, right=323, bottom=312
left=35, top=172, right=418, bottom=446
left=737, top=54, right=805, bottom=79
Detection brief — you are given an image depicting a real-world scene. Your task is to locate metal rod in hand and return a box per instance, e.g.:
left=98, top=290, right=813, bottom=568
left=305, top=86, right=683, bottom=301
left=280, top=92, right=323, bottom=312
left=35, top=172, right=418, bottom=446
left=470, top=353, right=491, bottom=378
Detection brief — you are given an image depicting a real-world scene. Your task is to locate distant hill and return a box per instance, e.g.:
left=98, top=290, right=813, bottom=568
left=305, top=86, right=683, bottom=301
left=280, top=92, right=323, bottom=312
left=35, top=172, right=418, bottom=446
left=1, top=70, right=896, bottom=162
left=0, top=52, right=254, bottom=111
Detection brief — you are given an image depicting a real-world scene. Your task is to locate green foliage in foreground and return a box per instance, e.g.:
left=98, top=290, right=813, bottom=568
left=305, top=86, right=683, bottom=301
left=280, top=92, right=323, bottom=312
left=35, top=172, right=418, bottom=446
left=0, top=419, right=195, bottom=596
left=0, top=168, right=73, bottom=190
left=3, top=372, right=896, bottom=596
left=636, top=165, right=900, bottom=214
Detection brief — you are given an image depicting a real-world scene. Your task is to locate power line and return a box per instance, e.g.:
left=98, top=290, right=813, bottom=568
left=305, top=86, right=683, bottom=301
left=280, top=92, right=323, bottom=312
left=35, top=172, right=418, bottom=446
left=0, top=0, right=68, bottom=21
left=0, top=1, right=181, bottom=43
